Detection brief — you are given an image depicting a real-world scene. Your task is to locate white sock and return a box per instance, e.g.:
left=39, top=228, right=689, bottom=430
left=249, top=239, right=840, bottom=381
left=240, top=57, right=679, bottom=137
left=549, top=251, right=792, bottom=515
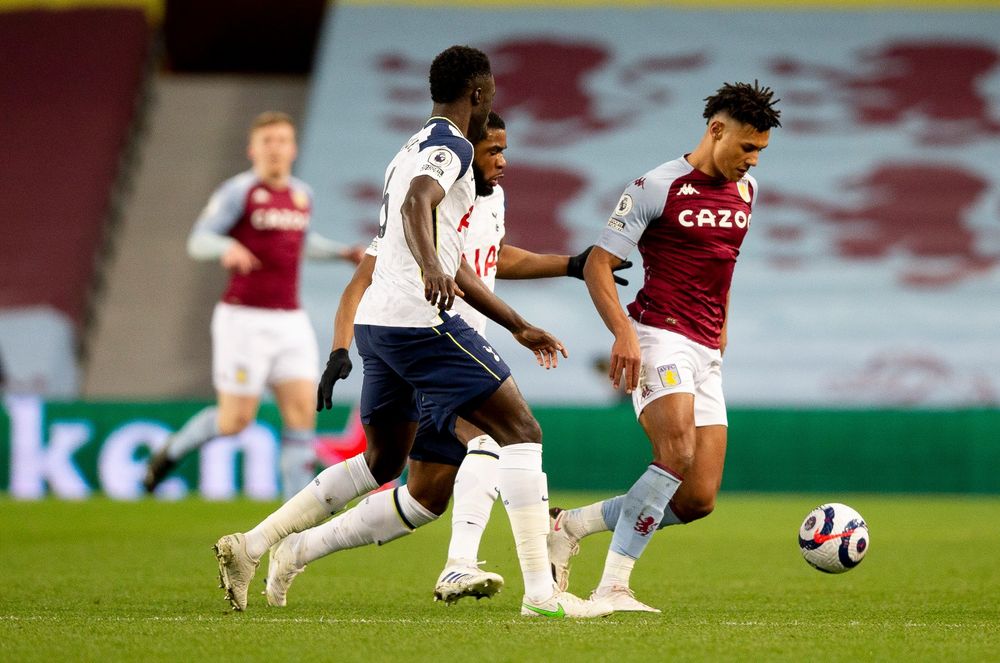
left=497, top=442, right=554, bottom=600
left=564, top=500, right=609, bottom=539
left=243, top=453, right=377, bottom=560
left=297, top=485, right=437, bottom=562
left=244, top=485, right=329, bottom=561
left=309, top=453, right=379, bottom=513
left=447, top=435, right=500, bottom=563
left=598, top=549, right=636, bottom=589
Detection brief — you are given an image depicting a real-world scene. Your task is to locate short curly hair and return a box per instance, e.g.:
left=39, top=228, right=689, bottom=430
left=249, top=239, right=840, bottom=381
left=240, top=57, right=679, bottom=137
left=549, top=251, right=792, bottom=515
left=429, top=45, right=492, bottom=104
left=703, top=81, right=782, bottom=132
left=486, top=110, right=505, bottom=131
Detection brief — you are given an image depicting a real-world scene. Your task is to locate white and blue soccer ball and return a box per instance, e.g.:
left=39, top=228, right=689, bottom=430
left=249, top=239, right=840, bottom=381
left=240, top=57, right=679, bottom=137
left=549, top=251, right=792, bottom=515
left=798, top=503, right=869, bottom=573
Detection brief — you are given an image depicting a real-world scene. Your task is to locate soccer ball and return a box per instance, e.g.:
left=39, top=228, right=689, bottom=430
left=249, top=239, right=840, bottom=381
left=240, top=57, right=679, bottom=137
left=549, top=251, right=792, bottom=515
left=798, top=503, right=869, bottom=573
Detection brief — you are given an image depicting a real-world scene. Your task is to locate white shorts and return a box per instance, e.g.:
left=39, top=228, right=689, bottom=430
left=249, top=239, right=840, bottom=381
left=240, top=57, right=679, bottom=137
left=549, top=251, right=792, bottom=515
left=211, top=302, right=319, bottom=396
left=630, top=319, right=728, bottom=427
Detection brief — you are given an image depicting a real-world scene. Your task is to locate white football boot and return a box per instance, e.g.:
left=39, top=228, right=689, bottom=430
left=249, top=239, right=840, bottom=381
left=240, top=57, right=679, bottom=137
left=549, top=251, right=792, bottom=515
left=547, top=508, right=580, bottom=592
left=433, top=559, right=504, bottom=605
left=592, top=584, right=661, bottom=613
left=520, top=589, right=613, bottom=619
left=264, top=532, right=307, bottom=607
left=214, top=533, right=258, bottom=611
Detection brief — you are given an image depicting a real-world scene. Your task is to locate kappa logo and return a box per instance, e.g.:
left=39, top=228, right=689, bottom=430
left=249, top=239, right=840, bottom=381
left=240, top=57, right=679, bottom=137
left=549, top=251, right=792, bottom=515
left=677, top=183, right=700, bottom=195
left=633, top=177, right=646, bottom=188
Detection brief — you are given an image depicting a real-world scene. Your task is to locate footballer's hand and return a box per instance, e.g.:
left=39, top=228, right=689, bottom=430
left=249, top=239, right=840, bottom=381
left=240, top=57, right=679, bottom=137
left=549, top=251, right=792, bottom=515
left=221, top=242, right=262, bottom=275
left=424, top=270, right=464, bottom=310
left=609, top=329, right=642, bottom=393
left=567, top=246, right=632, bottom=286
left=316, top=348, right=352, bottom=411
left=513, top=325, right=569, bottom=370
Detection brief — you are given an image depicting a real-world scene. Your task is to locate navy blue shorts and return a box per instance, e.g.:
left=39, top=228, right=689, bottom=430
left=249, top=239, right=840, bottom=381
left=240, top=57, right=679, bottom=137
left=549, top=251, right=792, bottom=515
left=355, top=313, right=511, bottom=434
left=408, top=398, right=465, bottom=466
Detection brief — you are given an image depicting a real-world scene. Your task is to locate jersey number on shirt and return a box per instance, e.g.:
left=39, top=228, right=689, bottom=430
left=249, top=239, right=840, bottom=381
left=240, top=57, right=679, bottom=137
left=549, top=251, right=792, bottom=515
left=470, top=245, right=499, bottom=277
left=378, top=167, right=396, bottom=239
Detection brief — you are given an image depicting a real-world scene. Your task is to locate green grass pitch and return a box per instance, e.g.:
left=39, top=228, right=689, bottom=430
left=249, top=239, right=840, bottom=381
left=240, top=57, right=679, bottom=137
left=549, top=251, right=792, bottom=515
left=2, top=492, right=998, bottom=662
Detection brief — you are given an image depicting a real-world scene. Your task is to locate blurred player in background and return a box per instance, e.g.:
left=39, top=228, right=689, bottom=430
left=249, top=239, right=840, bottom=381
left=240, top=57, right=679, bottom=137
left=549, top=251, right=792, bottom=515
left=548, top=82, right=782, bottom=612
left=143, top=111, right=364, bottom=500
left=260, top=111, right=631, bottom=608
left=212, top=45, right=610, bottom=618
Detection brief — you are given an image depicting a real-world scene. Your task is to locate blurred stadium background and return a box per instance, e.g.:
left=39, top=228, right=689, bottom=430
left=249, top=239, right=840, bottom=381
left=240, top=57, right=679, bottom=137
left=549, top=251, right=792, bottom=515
left=1, top=0, right=999, bottom=500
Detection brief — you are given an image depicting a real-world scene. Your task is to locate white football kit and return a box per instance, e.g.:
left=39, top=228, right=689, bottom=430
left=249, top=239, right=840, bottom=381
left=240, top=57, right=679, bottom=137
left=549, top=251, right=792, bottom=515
left=365, top=185, right=506, bottom=337
left=451, top=186, right=505, bottom=336
left=355, top=117, right=477, bottom=328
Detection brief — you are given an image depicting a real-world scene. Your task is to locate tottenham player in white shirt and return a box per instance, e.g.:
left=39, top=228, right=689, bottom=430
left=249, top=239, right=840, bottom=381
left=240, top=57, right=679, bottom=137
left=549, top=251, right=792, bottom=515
left=212, top=47, right=612, bottom=618
left=256, top=111, right=631, bottom=608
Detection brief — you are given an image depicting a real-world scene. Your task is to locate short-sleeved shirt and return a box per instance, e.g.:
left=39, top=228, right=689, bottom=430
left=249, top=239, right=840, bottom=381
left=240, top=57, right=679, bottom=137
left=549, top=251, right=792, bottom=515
left=451, top=186, right=505, bottom=336
left=597, top=156, right=758, bottom=349
left=365, top=185, right=505, bottom=337
left=193, top=170, right=312, bottom=310
left=355, top=117, right=476, bottom=328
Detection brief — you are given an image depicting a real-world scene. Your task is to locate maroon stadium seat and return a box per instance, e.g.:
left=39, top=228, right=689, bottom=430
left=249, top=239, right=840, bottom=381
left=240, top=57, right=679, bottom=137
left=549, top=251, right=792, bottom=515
left=0, top=8, right=151, bottom=326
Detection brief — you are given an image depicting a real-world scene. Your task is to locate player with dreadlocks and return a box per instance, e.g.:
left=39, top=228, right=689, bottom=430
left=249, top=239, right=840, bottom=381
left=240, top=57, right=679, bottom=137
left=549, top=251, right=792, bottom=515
left=546, top=81, right=782, bottom=612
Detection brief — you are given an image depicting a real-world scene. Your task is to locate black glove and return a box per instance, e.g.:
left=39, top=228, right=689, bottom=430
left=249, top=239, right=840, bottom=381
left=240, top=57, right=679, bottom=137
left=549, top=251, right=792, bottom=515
left=567, top=245, right=632, bottom=286
left=316, top=348, right=352, bottom=412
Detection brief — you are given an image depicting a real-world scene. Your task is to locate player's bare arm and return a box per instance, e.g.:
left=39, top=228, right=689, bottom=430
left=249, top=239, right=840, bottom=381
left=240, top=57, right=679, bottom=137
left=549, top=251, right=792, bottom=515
left=316, top=253, right=376, bottom=411
left=401, top=174, right=464, bottom=310
left=496, top=244, right=631, bottom=285
left=332, top=253, right=376, bottom=352
left=456, top=259, right=568, bottom=369
left=304, top=232, right=367, bottom=265
left=495, top=244, right=569, bottom=279
left=583, top=245, right=641, bottom=393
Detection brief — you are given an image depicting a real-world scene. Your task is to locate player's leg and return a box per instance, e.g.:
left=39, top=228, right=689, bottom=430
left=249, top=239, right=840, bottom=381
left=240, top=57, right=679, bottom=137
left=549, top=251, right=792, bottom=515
left=411, top=316, right=608, bottom=617
left=550, top=423, right=726, bottom=588
left=236, top=420, right=399, bottom=563
left=144, top=392, right=259, bottom=493
left=550, top=350, right=728, bottom=600
left=264, top=457, right=447, bottom=607
left=272, top=378, right=319, bottom=500
left=586, top=323, right=702, bottom=612
left=270, top=310, right=323, bottom=499
left=598, top=424, right=727, bottom=526
left=411, top=415, right=504, bottom=604
left=444, top=418, right=501, bottom=572
left=215, top=338, right=414, bottom=611
left=145, top=303, right=263, bottom=493
left=459, top=379, right=609, bottom=617
left=259, top=328, right=422, bottom=607
left=584, top=393, right=689, bottom=612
